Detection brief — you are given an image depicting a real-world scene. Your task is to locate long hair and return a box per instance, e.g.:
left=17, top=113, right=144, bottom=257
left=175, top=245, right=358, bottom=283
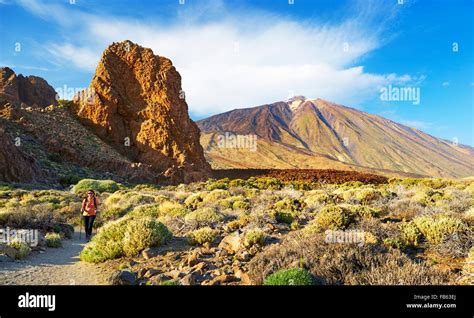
left=83, top=189, right=97, bottom=207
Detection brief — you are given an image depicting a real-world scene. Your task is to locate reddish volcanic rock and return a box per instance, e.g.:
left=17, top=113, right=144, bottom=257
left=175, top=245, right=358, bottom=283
left=0, top=127, right=43, bottom=182
left=72, top=41, right=211, bottom=183
left=0, top=67, right=58, bottom=108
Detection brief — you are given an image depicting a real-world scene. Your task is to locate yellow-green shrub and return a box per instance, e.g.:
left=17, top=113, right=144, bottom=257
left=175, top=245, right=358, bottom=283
left=226, top=214, right=253, bottom=231
left=122, top=217, right=172, bottom=256
left=400, top=221, right=422, bottom=247
left=157, top=201, right=189, bottom=217
left=184, top=207, right=224, bottom=225
left=303, top=191, right=330, bottom=207
left=73, top=179, right=120, bottom=194
left=187, top=227, right=218, bottom=246
left=8, top=240, right=31, bottom=259
left=45, top=233, right=62, bottom=248
left=244, top=229, right=266, bottom=247
left=413, top=215, right=469, bottom=244
left=411, top=188, right=444, bottom=206
left=184, top=192, right=206, bottom=209
left=80, top=216, right=171, bottom=262
left=312, top=205, right=354, bottom=231
left=203, top=189, right=230, bottom=203
left=342, top=204, right=381, bottom=219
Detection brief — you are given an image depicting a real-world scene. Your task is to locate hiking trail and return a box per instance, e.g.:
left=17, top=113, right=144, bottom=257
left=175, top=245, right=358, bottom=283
left=0, top=230, right=113, bottom=285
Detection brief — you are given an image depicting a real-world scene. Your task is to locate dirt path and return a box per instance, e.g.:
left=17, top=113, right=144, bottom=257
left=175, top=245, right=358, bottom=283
left=0, top=230, right=113, bottom=285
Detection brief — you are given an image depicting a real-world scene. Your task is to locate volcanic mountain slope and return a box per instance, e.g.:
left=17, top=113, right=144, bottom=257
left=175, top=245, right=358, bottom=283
left=197, top=97, right=474, bottom=178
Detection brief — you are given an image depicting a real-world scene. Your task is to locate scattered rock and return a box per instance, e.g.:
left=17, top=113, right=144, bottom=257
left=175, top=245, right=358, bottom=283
left=0, top=244, right=18, bottom=260
left=209, top=274, right=235, bottom=285
left=144, top=269, right=161, bottom=278
left=218, top=232, right=242, bottom=255
left=187, top=251, right=200, bottom=266
left=0, top=254, right=13, bottom=262
left=109, top=270, right=137, bottom=285
left=180, top=272, right=201, bottom=285
left=237, top=251, right=251, bottom=262
left=141, top=248, right=156, bottom=260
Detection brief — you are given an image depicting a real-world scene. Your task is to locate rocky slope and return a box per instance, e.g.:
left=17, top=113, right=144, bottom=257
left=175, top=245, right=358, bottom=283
left=0, top=42, right=211, bottom=185
left=198, top=97, right=474, bottom=178
left=0, top=126, right=43, bottom=183
left=72, top=41, right=211, bottom=183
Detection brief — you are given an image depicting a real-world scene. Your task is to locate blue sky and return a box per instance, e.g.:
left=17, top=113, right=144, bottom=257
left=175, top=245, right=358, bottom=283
left=0, top=0, right=473, bottom=146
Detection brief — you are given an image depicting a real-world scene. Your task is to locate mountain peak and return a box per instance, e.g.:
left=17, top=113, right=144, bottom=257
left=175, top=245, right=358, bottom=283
left=287, top=95, right=307, bottom=112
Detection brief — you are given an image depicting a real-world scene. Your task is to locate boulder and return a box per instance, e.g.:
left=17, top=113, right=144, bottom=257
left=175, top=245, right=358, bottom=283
left=218, top=232, right=242, bottom=254
left=109, top=270, right=137, bottom=285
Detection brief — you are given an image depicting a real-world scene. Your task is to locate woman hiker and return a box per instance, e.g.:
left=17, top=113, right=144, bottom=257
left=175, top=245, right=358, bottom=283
left=81, top=189, right=100, bottom=241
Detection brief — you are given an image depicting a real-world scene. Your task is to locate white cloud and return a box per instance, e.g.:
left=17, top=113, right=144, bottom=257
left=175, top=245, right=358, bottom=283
left=16, top=0, right=420, bottom=116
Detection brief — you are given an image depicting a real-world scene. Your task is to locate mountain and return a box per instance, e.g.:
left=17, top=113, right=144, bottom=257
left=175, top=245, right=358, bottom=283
left=0, top=67, right=57, bottom=108
left=197, top=97, right=474, bottom=178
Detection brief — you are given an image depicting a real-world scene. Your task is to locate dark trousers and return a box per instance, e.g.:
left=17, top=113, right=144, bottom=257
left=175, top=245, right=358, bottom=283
left=83, top=215, right=96, bottom=237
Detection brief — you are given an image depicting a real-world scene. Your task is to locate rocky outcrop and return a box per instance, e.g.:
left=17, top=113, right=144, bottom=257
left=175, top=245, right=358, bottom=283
left=0, top=127, right=43, bottom=183
left=72, top=41, right=211, bottom=183
left=0, top=67, right=57, bottom=107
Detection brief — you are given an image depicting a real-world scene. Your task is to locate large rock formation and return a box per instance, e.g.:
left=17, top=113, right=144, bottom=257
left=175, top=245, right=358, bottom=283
left=72, top=41, right=211, bottom=183
left=0, top=67, right=58, bottom=107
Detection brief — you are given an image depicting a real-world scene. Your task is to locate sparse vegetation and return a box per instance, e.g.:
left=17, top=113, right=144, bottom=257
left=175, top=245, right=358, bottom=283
left=45, top=232, right=62, bottom=248
left=264, top=268, right=314, bottom=286
left=73, top=179, right=121, bottom=195
left=0, top=176, right=470, bottom=285
left=187, top=227, right=218, bottom=246
left=8, top=240, right=31, bottom=260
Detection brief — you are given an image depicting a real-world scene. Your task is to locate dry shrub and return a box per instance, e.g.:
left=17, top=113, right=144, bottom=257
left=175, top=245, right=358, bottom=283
left=248, top=232, right=453, bottom=285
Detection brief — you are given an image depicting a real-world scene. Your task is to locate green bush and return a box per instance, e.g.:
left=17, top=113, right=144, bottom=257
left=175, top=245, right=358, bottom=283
left=203, top=189, right=230, bottom=203
left=411, top=188, right=444, bottom=206
left=157, top=201, right=189, bottom=217
left=312, top=205, right=354, bottom=231
left=45, top=233, right=62, bottom=248
left=303, top=191, right=330, bottom=207
left=206, top=178, right=229, bottom=191
left=274, top=211, right=295, bottom=224
left=264, top=268, right=314, bottom=286
left=187, top=227, right=218, bottom=246
left=413, top=215, right=468, bottom=244
left=184, top=192, right=206, bottom=209
left=8, top=240, right=31, bottom=260
left=184, top=207, right=224, bottom=225
left=73, top=179, right=120, bottom=194
left=244, top=229, right=266, bottom=247
left=122, top=217, right=172, bottom=257
left=400, top=221, right=422, bottom=247
left=160, top=280, right=179, bottom=286
left=226, top=214, right=253, bottom=231
left=342, top=204, right=381, bottom=219
left=80, top=216, right=172, bottom=263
